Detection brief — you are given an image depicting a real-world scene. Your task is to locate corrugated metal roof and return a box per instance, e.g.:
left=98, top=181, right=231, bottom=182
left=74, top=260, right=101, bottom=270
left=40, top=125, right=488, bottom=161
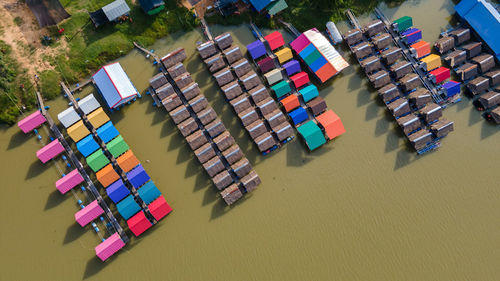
left=266, top=0, right=287, bottom=15
left=102, top=0, right=130, bottom=21
left=248, top=0, right=272, bottom=12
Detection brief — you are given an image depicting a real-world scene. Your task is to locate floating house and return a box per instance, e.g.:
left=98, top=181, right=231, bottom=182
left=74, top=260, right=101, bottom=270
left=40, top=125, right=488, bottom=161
left=96, top=121, right=120, bottom=143
left=127, top=211, right=152, bottom=236
left=116, top=195, right=141, bottom=220
left=75, top=200, right=104, bottom=227
left=106, top=179, right=130, bottom=203
left=138, top=181, right=162, bottom=204
left=87, top=108, right=110, bottom=129
left=315, top=110, right=346, bottom=140
left=77, top=94, right=100, bottom=115
left=55, top=169, right=84, bottom=194
left=57, top=106, right=80, bottom=128
left=89, top=0, right=131, bottom=28
left=297, top=120, right=326, bottom=151
left=138, top=0, right=165, bottom=15
left=92, top=63, right=138, bottom=109
left=67, top=120, right=90, bottom=142
left=247, top=0, right=288, bottom=15
left=96, top=164, right=120, bottom=188
left=95, top=233, right=125, bottom=261
left=455, top=0, right=500, bottom=60
left=77, top=135, right=99, bottom=157
left=107, top=135, right=129, bottom=158
left=37, top=140, right=65, bottom=163
left=18, top=110, right=46, bottom=133
left=127, top=164, right=150, bottom=188
left=86, top=149, right=110, bottom=172
left=148, top=196, right=172, bottom=221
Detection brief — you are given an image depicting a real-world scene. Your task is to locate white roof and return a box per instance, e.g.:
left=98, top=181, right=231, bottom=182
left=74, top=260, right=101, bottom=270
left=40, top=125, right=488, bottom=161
left=304, top=29, right=349, bottom=72
left=92, top=62, right=138, bottom=108
left=78, top=94, right=101, bottom=115
left=103, top=0, right=130, bottom=21
left=57, top=106, right=81, bottom=128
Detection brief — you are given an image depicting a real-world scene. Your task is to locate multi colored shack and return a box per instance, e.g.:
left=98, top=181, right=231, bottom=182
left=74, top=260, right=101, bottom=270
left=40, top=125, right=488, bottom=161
left=290, top=29, right=350, bottom=83
left=246, top=0, right=288, bottom=16
left=246, top=29, right=346, bottom=151
left=92, top=62, right=139, bottom=110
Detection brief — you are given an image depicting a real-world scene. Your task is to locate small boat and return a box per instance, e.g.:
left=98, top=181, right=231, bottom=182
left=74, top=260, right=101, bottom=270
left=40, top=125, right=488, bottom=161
left=326, top=21, right=343, bottom=45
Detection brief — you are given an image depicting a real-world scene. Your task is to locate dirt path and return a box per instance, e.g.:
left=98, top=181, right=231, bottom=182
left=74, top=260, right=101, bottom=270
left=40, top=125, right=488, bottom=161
left=0, top=0, right=67, bottom=84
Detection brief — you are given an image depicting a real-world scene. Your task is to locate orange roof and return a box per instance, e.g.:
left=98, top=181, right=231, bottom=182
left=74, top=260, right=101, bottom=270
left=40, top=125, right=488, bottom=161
left=315, top=63, right=337, bottom=83
left=116, top=150, right=140, bottom=172
left=96, top=164, right=120, bottom=188
left=316, top=110, right=346, bottom=140
left=280, top=94, right=300, bottom=112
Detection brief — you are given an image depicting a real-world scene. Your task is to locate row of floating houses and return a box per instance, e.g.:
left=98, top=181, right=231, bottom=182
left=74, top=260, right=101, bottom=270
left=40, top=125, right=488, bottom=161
left=147, top=46, right=261, bottom=205
left=344, top=12, right=455, bottom=153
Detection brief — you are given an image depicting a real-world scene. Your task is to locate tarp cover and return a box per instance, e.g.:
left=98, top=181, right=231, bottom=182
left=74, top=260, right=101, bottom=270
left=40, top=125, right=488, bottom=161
left=26, top=0, right=70, bottom=27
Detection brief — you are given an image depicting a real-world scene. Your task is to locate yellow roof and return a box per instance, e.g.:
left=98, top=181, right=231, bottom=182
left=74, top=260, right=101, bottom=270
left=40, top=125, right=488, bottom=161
left=275, top=47, right=293, bottom=64
left=67, top=120, right=90, bottom=142
left=87, top=107, right=109, bottom=129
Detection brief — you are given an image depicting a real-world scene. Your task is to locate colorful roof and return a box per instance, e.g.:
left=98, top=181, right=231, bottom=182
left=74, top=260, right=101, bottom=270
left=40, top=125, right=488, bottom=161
left=116, top=195, right=141, bottom=220
left=116, top=150, right=140, bottom=172
left=127, top=164, right=150, bottom=188
left=288, top=106, right=308, bottom=125
left=299, top=84, right=319, bottom=103
left=107, top=135, right=129, bottom=158
left=266, top=0, right=288, bottom=16
left=96, top=164, right=120, bottom=188
left=56, top=169, right=84, bottom=194
left=297, top=120, right=326, bottom=151
left=87, top=107, right=110, bottom=128
left=264, top=31, right=285, bottom=51
left=96, top=121, right=120, bottom=143
left=280, top=94, right=300, bottom=112
left=76, top=134, right=99, bottom=157
left=148, top=196, right=172, bottom=221
left=106, top=179, right=130, bottom=203
left=86, top=149, right=110, bottom=172
left=127, top=210, right=152, bottom=236
left=75, top=200, right=104, bottom=227
left=271, top=80, right=291, bottom=98
left=315, top=110, right=346, bottom=140
left=138, top=181, right=162, bottom=204
left=18, top=110, right=46, bottom=134
left=67, top=120, right=90, bottom=142
left=248, top=0, right=272, bottom=12
left=290, top=72, right=310, bottom=88
left=95, top=233, right=125, bottom=261
left=37, top=140, right=65, bottom=163
left=93, top=62, right=138, bottom=109
left=247, top=40, right=267, bottom=60
left=283, top=60, right=301, bottom=76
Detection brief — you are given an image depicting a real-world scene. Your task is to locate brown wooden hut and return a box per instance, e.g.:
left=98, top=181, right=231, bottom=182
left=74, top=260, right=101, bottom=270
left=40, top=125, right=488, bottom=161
left=214, top=32, right=233, bottom=50
left=220, top=184, right=243, bottom=205
left=360, top=55, right=382, bottom=74
left=203, top=156, right=225, bottom=178
left=419, top=103, right=442, bottom=123
left=232, top=59, right=252, bottom=78
left=222, top=144, right=243, bottom=165
left=444, top=50, right=467, bottom=68
left=223, top=45, right=243, bottom=64
left=221, top=81, right=243, bottom=100
left=478, top=91, right=500, bottom=109
left=161, top=48, right=187, bottom=68
left=490, top=107, right=500, bottom=124
left=381, top=47, right=402, bottom=65
left=198, top=107, right=217, bottom=125
left=186, top=130, right=208, bottom=151
left=238, top=108, right=259, bottom=127
left=240, top=170, right=261, bottom=192
left=246, top=120, right=267, bottom=139
left=230, top=94, right=252, bottom=114
left=378, top=83, right=400, bottom=103
left=467, top=76, right=490, bottom=96
left=178, top=117, right=198, bottom=137
left=390, top=61, right=412, bottom=80
left=188, top=94, right=208, bottom=113
left=149, top=73, right=168, bottom=90
left=156, top=83, right=175, bottom=100
left=265, top=109, right=287, bottom=128
left=430, top=119, right=454, bottom=138
left=195, top=142, right=216, bottom=164
left=232, top=158, right=252, bottom=178
left=396, top=114, right=421, bottom=135
left=484, top=69, right=500, bottom=87
left=170, top=105, right=190, bottom=125
left=456, top=63, right=478, bottom=81
left=162, top=94, right=183, bottom=112
left=387, top=98, right=411, bottom=118
left=343, top=29, right=362, bottom=46
left=461, top=41, right=482, bottom=59
left=167, top=63, right=187, bottom=79
left=408, top=129, right=433, bottom=150
left=213, top=131, right=235, bottom=151
left=249, top=84, right=270, bottom=104
left=273, top=122, right=294, bottom=142
left=181, top=83, right=201, bottom=100
left=369, top=70, right=391, bottom=89
left=254, top=132, right=276, bottom=152
left=408, top=87, right=432, bottom=108
left=257, top=97, right=279, bottom=116
left=197, top=41, right=217, bottom=59
left=174, top=72, right=193, bottom=90
left=241, top=71, right=261, bottom=90
left=372, top=32, right=391, bottom=50
left=434, top=36, right=455, bottom=54
left=353, top=42, right=372, bottom=60
left=213, top=67, right=235, bottom=87
left=204, top=54, right=226, bottom=73
left=399, top=73, right=421, bottom=92
left=471, top=54, right=495, bottom=73
left=449, top=28, right=470, bottom=45
left=205, top=119, right=226, bottom=138
left=364, top=20, right=384, bottom=37
left=307, top=97, right=327, bottom=116
left=212, top=170, right=233, bottom=190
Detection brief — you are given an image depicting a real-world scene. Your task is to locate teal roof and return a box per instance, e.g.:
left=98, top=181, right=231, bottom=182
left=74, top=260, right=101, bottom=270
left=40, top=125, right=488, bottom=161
left=271, top=80, right=291, bottom=98
left=116, top=195, right=141, bottom=220
left=266, top=0, right=288, bottom=16
left=297, top=120, right=326, bottom=151
left=299, top=84, right=319, bottom=103
left=138, top=181, right=162, bottom=204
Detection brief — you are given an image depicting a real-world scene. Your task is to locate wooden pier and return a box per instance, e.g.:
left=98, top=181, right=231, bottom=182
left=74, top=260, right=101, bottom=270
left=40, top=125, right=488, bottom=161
left=70, top=79, right=92, bottom=93
left=35, top=91, right=129, bottom=243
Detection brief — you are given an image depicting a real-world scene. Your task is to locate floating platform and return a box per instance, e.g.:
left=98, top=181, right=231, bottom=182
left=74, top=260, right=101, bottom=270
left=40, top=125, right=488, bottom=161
left=18, top=110, right=46, bottom=134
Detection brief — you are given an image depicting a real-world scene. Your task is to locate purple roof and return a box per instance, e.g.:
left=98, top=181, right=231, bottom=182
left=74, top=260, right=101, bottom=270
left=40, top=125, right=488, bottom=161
left=106, top=179, right=130, bottom=203
left=247, top=40, right=266, bottom=60
left=126, top=164, right=151, bottom=188
left=283, top=60, right=301, bottom=76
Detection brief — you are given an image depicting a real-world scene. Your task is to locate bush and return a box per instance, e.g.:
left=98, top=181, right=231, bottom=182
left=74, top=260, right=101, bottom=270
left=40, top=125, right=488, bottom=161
left=39, top=70, right=61, bottom=99
left=13, top=16, right=24, bottom=26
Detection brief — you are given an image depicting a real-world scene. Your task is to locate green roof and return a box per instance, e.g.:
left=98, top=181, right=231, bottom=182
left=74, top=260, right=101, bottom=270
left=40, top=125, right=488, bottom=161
left=296, top=120, right=326, bottom=151
left=393, top=16, right=412, bottom=33
left=266, top=0, right=288, bottom=16
left=271, top=80, right=291, bottom=99
left=86, top=149, right=110, bottom=172
left=107, top=135, right=129, bottom=158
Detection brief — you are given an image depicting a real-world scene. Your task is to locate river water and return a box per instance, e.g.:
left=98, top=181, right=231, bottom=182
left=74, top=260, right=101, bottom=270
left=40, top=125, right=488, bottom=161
left=1, top=0, right=499, bottom=280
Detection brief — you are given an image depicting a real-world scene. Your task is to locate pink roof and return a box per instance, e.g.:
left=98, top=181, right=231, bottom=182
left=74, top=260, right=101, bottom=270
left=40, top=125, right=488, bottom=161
left=290, top=33, right=311, bottom=54
left=95, top=233, right=125, bottom=261
left=127, top=210, right=152, bottom=237
left=75, top=200, right=104, bottom=227
left=36, top=140, right=65, bottom=163
left=56, top=169, right=84, bottom=194
left=18, top=110, right=46, bottom=133
left=264, top=31, right=285, bottom=51
left=148, top=196, right=172, bottom=221
left=290, top=72, right=310, bottom=88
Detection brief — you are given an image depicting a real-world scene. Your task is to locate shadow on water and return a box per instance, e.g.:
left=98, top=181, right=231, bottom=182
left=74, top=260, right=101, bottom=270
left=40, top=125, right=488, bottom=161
left=45, top=190, right=65, bottom=210
left=365, top=101, right=381, bottom=121
left=481, top=120, right=498, bottom=140
left=374, top=117, right=390, bottom=137
left=150, top=108, right=166, bottom=126
left=167, top=132, right=184, bottom=151
left=468, top=105, right=482, bottom=126
left=286, top=138, right=333, bottom=167
left=63, top=222, right=85, bottom=245
left=176, top=143, right=192, bottom=164
left=83, top=256, right=110, bottom=280
left=210, top=193, right=252, bottom=221
left=26, top=159, right=47, bottom=179
left=393, top=146, right=415, bottom=171
left=8, top=130, right=30, bottom=150
left=160, top=120, right=176, bottom=138
left=185, top=156, right=202, bottom=179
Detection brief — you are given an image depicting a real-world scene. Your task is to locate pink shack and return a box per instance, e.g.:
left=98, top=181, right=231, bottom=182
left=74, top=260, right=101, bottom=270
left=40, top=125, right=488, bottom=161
left=95, top=233, right=125, bottom=261
left=127, top=210, right=152, bottom=237
left=148, top=196, right=172, bottom=221
left=37, top=140, right=65, bottom=163
left=75, top=200, right=104, bottom=227
left=18, top=110, right=46, bottom=133
left=56, top=169, right=84, bottom=194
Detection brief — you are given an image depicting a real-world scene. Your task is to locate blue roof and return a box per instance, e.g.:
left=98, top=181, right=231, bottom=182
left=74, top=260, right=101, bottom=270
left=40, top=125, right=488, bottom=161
left=126, top=164, right=151, bottom=188
left=455, top=0, right=500, bottom=60
left=248, top=0, right=272, bottom=11
left=288, top=107, right=309, bottom=125
left=76, top=134, right=99, bottom=157
left=106, top=179, right=130, bottom=203
left=137, top=181, right=162, bottom=204
left=96, top=121, right=120, bottom=143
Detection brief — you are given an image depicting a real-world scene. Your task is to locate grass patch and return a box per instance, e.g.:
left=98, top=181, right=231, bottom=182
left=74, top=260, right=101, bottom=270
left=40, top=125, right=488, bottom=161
left=39, top=70, right=62, bottom=100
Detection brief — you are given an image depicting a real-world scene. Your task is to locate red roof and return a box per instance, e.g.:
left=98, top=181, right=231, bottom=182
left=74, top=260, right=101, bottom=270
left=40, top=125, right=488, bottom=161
left=264, top=31, right=285, bottom=51
left=148, top=196, right=172, bottom=221
left=127, top=210, right=152, bottom=236
left=316, top=110, right=346, bottom=140
left=290, top=72, right=310, bottom=88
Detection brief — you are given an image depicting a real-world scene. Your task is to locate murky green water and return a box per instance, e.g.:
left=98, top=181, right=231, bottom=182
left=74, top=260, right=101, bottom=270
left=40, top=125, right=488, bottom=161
left=1, top=0, right=499, bottom=280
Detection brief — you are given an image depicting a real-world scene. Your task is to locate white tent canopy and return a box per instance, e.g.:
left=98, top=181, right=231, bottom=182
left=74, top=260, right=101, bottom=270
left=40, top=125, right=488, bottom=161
left=103, top=0, right=130, bottom=21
